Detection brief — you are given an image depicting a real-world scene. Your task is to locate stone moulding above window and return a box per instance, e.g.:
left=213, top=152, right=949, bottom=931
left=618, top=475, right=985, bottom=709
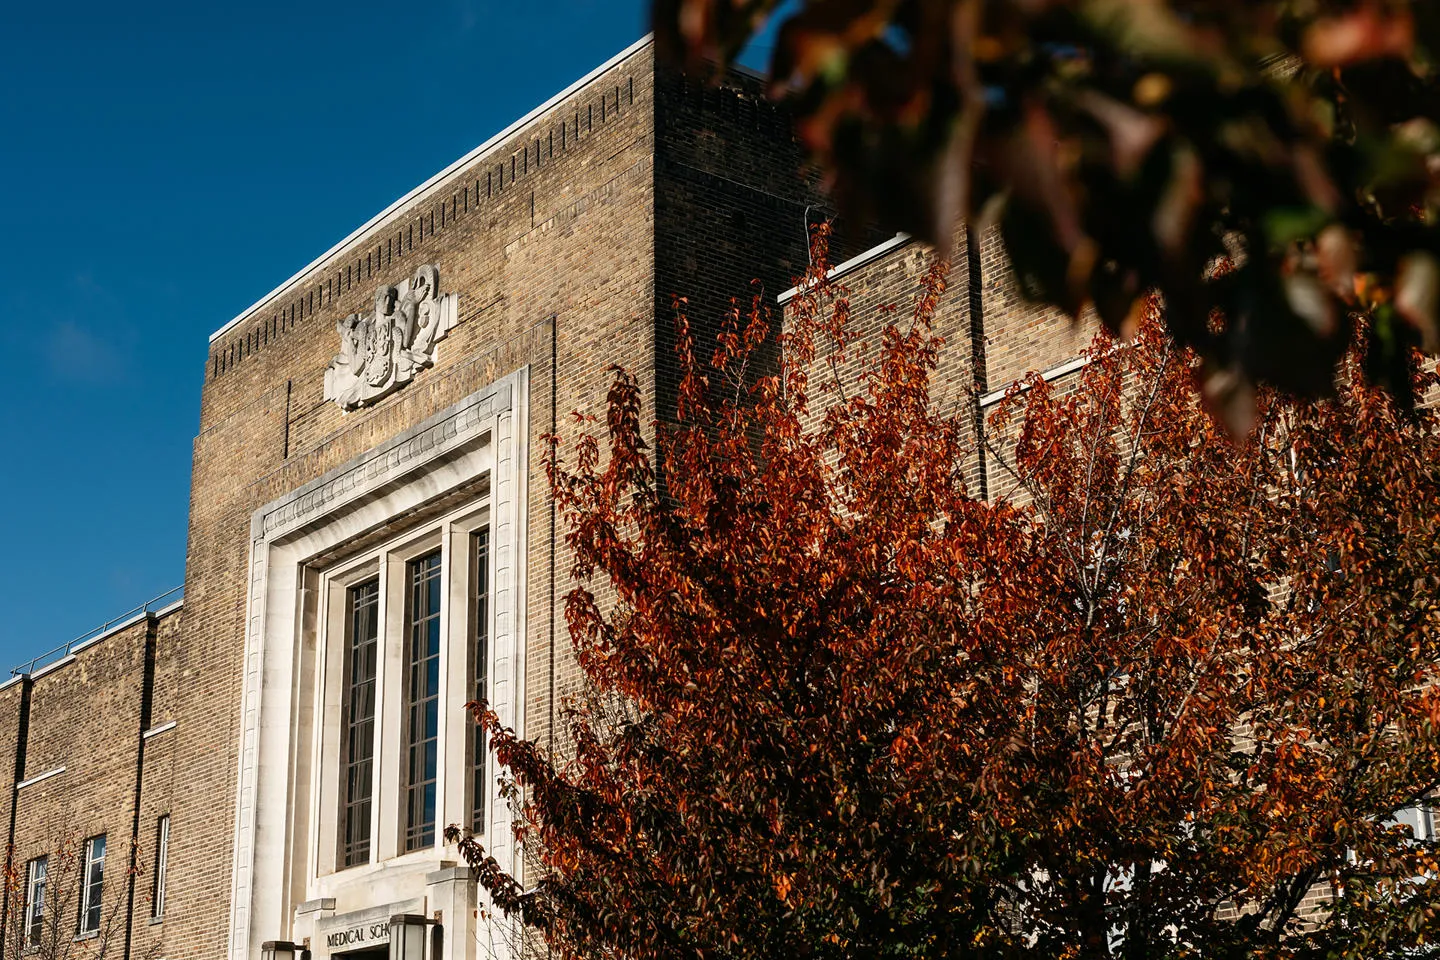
left=253, top=381, right=509, bottom=542
left=323, top=264, right=458, bottom=412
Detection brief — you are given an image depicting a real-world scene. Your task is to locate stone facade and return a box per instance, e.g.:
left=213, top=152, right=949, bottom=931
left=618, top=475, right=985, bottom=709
left=0, top=35, right=1102, bottom=960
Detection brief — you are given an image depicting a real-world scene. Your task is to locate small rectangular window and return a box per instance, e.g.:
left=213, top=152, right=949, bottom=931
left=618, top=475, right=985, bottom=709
left=24, top=856, right=47, bottom=948
left=78, top=835, right=105, bottom=935
left=469, top=528, right=491, bottom=832
left=340, top=578, right=380, bottom=867
left=151, top=816, right=169, bottom=920
left=403, top=551, right=443, bottom=851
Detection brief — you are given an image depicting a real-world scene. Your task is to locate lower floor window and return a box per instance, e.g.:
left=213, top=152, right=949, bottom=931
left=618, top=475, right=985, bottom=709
left=24, top=856, right=47, bottom=948
left=152, top=815, right=170, bottom=920
left=78, top=835, right=105, bottom=935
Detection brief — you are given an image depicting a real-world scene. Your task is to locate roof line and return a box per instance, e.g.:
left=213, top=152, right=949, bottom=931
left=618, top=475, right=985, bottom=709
left=776, top=233, right=912, bottom=304
left=209, top=33, right=655, bottom=344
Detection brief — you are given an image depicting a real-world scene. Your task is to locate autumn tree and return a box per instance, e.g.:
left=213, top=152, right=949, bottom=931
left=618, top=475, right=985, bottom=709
left=654, top=0, right=1440, bottom=430
left=980, top=294, right=1440, bottom=957
left=452, top=238, right=1440, bottom=958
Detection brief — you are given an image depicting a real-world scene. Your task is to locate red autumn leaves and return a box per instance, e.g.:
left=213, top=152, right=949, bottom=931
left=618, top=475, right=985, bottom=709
left=452, top=237, right=1440, bottom=958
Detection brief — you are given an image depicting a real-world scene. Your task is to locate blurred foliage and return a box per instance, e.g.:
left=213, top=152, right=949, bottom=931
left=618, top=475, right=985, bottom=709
left=654, top=0, right=1440, bottom=433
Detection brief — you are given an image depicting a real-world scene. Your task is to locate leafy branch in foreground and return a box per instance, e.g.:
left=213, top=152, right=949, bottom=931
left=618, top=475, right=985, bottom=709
left=656, top=0, right=1440, bottom=432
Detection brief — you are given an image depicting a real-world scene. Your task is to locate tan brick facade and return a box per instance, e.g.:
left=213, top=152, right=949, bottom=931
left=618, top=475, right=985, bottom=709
left=0, top=38, right=853, bottom=960
left=0, top=604, right=181, bottom=960
left=0, top=36, right=1099, bottom=960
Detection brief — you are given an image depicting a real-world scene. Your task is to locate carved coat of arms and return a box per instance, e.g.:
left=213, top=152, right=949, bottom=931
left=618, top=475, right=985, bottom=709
left=324, top=264, right=458, bottom=410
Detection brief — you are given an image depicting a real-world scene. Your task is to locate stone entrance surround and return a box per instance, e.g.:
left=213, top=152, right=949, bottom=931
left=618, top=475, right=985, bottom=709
left=231, top=371, right=527, bottom=960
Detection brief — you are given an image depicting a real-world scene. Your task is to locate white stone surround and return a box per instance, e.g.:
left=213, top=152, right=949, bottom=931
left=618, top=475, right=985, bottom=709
left=229, top=369, right=528, bottom=960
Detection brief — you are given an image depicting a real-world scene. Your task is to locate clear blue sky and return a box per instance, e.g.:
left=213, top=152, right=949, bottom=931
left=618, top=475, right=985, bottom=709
left=0, top=0, right=698, bottom=667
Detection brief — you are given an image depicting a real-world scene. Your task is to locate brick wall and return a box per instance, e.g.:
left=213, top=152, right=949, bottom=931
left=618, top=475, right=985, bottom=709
left=175, top=42, right=663, bottom=960
left=0, top=608, right=176, bottom=960
left=782, top=222, right=1107, bottom=501
left=0, top=677, right=27, bottom=958
left=977, top=226, right=1101, bottom=392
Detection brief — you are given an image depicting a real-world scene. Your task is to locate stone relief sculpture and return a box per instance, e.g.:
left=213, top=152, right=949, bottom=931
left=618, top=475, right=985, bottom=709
left=324, top=264, right=458, bottom=410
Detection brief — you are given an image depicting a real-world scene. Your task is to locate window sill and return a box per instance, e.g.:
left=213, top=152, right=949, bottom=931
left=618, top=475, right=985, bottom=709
left=149, top=916, right=164, bottom=926
left=73, top=931, right=99, bottom=943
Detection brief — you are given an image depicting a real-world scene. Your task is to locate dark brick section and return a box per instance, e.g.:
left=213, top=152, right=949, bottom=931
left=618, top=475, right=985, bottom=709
left=652, top=66, right=888, bottom=430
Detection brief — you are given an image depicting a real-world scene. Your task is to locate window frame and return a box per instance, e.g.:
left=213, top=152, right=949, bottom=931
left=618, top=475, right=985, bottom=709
left=339, top=576, right=381, bottom=869
left=311, top=504, right=493, bottom=879
left=151, top=815, right=169, bottom=921
left=468, top=526, right=493, bottom=833
left=24, top=855, right=47, bottom=949
left=77, top=834, right=105, bottom=937
left=401, top=547, right=444, bottom=852
left=1394, top=803, right=1437, bottom=842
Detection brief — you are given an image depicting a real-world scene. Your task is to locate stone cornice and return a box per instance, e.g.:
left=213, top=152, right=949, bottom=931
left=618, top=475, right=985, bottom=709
left=252, top=379, right=512, bottom=542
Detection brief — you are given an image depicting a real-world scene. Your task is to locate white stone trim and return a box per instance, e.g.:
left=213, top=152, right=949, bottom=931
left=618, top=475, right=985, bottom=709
left=777, top=233, right=912, bottom=304
left=143, top=721, right=178, bottom=740
left=251, top=384, right=510, bottom=541
left=228, top=370, right=529, bottom=960
left=151, top=599, right=184, bottom=618
left=30, top=655, right=77, bottom=680
left=209, top=34, right=654, bottom=343
left=17, top=766, right=65, bottom=790
left=980, top=353, right=1095, bottom=409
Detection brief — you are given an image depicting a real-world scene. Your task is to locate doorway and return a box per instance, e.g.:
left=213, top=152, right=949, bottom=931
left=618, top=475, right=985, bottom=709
left=335, top=947, right=388, bottom=960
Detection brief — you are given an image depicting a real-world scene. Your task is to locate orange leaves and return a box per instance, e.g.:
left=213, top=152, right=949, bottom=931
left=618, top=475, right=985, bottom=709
left=1302, top=4, right=1415, bottom=67
left=483, top=234, right=1060, bottom=956
left=468, top=231, right=1440, bottom=959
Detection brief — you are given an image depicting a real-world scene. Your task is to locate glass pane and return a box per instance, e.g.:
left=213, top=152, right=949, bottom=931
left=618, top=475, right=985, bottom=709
left=82, top=837, right=104, bottom=933
left=153, top=816, right=169, bottom=918
left=470, top=528, right=490, bottom=832
left=404, top=551, right=443, bottom=850
left=340, top=578, right=379, bottom=867
left=28, top=856, right=47, bottom=946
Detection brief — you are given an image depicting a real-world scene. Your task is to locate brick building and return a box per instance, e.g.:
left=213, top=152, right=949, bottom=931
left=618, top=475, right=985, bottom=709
left=0, top=35, right=1100, bottom=960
